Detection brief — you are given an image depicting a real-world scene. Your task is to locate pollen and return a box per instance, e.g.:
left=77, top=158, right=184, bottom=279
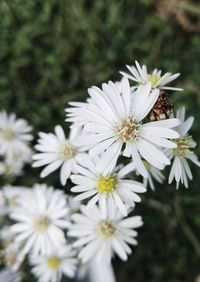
left=33, top=215, right=49, bottom=232
left=2, top=129, right=14, bottom=140
left=97, top=175, right=117, bottom=193
left=98, top=220, right=116, bottom=238
left=174, top=136, right=195, bottom=157
left=58, top=141, right=77, bottom=161
left=116, top=117, right=139, bottom=142
left=148, top=74, right=161, bottom=88
left=47, top=256, right=60, bottom=270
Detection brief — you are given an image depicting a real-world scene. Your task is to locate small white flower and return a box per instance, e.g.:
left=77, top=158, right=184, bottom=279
left=30, top=245, right=78, bottom=282
left=71, top=155, right=146, bottom=216
left=120, top=60, right=182, bottom=91
left=0, top=111, right=33, bottom=160
left=9, top=184, right=70, bottom=256
left=66, top=78, right=180, bottom=177
left=32, top=125, right=86, bottom=185
left=68, top=205, right=143, bottom=264
left=166, top=107, right=200, bottom=188
left=0, top=159, right=23, bottom=178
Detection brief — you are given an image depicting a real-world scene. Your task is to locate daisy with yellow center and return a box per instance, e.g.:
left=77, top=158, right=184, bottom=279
left=10, top=184, right=70, bottom=256
left=69, top=205, right=143, bottom=264
left=120, top=60, right=182, bottom=91
left=30, top=245, right=77, bottom=282
left=67, top=78, right=180, bottom=179
left=32, top=125, right=85, bottom=185
left=71, top=155, right=146, bottom=217
left=166, top=107, right=200, bottom=188
left=0, top=111, right=33, bottom=161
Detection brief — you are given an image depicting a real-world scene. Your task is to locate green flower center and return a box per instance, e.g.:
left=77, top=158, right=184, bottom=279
left=97, top=175, right=117, bottom=193
left=116, top=117, right=139, bottom=142
left=2, top=129, right=14, bottom=140
left=33, top=216, right=49, bottom=232
left=98, top=220, right=116, bottom=238
left=58, top=141, right=77, bottom=161
left=173, top=136, right=194, bottom=157
left=148, top=74, right=160, bottom=87
left=47, top=256, right=60, bottom=270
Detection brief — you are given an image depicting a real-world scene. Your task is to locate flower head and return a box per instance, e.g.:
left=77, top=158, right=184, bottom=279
left=9, top=184, right=70, bottom=256
left=71, top=155, right=146, bottom=216
left=0, top=111, right=33, bottom=160
left=68, top=205, right=143, bottom=264
left=32, top=125, right=86, bottom=185
left=120, top=61, right=182, bottom=91
left=30, top=245, right=77, bottom=282
left=66, top=78, right=180, bottom=178
left=166, top=107, right=200, bottom=188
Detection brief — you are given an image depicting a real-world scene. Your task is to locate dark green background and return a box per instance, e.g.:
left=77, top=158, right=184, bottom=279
left=0, top=1, right=200, bottom=281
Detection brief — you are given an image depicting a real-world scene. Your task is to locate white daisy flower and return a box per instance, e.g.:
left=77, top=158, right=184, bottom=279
left=166, top=107, right=200, bottom=188
left=71, top=155, right=146, bottom=216
left=9, top=184, right=70, bottom=256
left=66, top=78, right=180, bottom=177
left=68, top=205, right=143, bottom=264
left=120, top=60, right=182, bottom=91
left=0, top=111, right=33, bottom=160
left=0, top=159, right=23, bottom=178
left=32, top=125, right=86, bottom=185
left=29, top=244, right=78, bottom=282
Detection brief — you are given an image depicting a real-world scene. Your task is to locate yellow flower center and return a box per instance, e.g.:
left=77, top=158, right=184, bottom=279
left=97, top=175, right=117, bottom=193
left=2, top=129, right=14, bottom=140
left=116, top=117, right=139, bottom=142
left=58, top=141, right=77, bottom=161
left=173, top=136, right=194, bottom=157
left=148, top=74, right=161, bottom=88
left=98, top=221, right=116, bottom=238
left=47, top=256, right=60, bottom=270
left=33, top=216, right=49, bottom=232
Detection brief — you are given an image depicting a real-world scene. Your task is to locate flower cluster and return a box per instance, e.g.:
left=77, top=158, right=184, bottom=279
left=0, top=61, right=199, bottom=282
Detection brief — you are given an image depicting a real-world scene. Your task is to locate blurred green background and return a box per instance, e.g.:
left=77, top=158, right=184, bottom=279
left=0, top=0, right=200, bottom=281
